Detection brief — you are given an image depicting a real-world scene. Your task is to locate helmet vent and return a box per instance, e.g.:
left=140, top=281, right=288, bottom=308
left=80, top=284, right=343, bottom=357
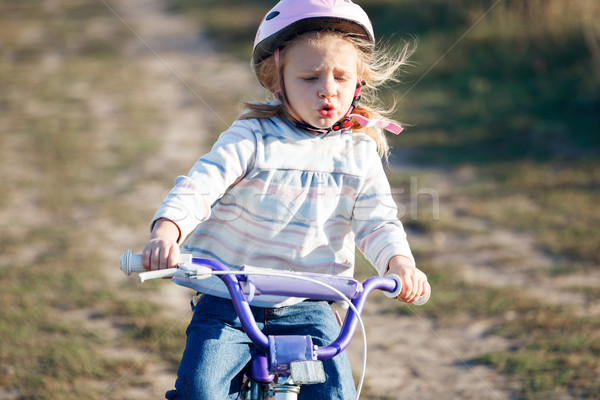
left=266, top=11, right=280, bottom=21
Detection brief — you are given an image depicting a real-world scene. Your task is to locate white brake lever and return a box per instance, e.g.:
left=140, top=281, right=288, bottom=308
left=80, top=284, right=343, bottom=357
left=120, top=250, right=213, bottom=282
left=137, top=264, right=214, bottom=282
left=138, top=268, right=182, bottom=282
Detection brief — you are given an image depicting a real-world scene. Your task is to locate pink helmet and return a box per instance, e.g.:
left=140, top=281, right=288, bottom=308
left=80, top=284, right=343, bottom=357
left=252, top=0, right=375, bottom=67
left=250, top=0, right=403, bottom=135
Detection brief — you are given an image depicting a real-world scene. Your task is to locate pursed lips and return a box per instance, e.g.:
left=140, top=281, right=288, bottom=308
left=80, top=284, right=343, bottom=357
left=318, top=104, right=335, bottom=117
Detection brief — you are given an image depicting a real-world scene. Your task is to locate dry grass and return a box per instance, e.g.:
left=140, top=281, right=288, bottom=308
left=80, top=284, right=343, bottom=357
left=2, top=1, right=598, bottom=398
left=0, top=1, right=182, bottom=398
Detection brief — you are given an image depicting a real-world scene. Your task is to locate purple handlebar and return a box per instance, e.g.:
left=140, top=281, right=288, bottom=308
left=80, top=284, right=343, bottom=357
left=240, top=266, right=363, bottom=302
left=316, top=276, right=395, bottom=359
left=190, top=258, right=397, bottom=358
left=196, top=258, right=270, bottom=350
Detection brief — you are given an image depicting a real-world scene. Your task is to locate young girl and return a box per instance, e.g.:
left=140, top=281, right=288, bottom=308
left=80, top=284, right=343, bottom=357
left=143, top=0, right=428, bottom=398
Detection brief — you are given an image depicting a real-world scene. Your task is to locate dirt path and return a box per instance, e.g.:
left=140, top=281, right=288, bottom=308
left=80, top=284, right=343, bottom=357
left=101, top=1, right=519, bottom=399
left=399, top=165, right=600, bottom=317
left=94, top=0, right=263, bottom=398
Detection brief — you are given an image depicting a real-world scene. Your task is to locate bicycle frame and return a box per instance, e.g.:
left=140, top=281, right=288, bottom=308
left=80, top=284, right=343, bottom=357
left=119, top=250, right=429, bottom=399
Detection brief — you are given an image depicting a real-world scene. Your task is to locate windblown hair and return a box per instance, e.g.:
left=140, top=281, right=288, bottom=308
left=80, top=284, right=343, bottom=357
left=240, top=30, right=414, bottom=159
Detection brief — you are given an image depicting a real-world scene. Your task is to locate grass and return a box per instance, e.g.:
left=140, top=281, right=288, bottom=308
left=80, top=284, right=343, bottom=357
left=377, top=262, right=600, bottom=398
left=0, top=1, right=186, bottom=398
left=2, top=0, right=598, bottom=398
left=173, top=1, right=599, bottom=397
left=0, top=245, right=119, bottom=398
left=392, top=168, right=600, bottom=398
left=459, top=161, right=600, bottom=266
left=168, top=0, right=271, bottom=58
left=479, top=313, right=600, bottom=398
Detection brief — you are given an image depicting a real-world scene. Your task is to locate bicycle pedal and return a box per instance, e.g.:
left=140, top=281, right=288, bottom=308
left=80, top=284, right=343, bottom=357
left=290, top=360, right=325, bottom=385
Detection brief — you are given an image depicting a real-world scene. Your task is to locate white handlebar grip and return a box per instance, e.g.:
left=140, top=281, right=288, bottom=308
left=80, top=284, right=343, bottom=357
left=384, top=275, right=431, bottom=306
left=413, top=282, right=432, bottom=306
left=384, top=274, right=403, bottom=298
left=120, top=250, right=145, bottom=275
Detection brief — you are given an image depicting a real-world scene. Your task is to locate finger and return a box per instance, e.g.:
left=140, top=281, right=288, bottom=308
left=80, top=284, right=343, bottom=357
left=167, top=246, right=180, bottom=269
left=142, top=247, right=151, bottom=271
left=405, top=285, right=418, bottom=303
left=398, top=278, right=413, bottom=302
left=409, top=279, right=428, bottom=303
left=405, top=276, right=422, bottom=303
left=157, top=247, right=165, bottom=270
left=414, top=278, right=427, bottom=302
left=151, top=246, right=161, bottom=271
left=419, top=279, right=427, bottom=297
left=408, top=279, right=421, bottom=303
left=159, top=247, right=169, bottom=270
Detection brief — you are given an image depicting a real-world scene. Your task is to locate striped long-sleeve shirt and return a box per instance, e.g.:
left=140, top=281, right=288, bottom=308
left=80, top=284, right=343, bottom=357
left=151, top=115, right=414, bottom=307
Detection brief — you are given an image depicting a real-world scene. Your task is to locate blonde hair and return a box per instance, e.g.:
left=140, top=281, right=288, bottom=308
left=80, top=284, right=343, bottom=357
left=241, top=30, right=413, bottom=159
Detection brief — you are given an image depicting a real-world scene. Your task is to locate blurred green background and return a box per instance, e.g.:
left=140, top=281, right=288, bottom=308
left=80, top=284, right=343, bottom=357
left=174, top=0, right=600, bottom=162
left=1, top=0, right=598, bottom=399
left=171, top=0, right=600, bottom=268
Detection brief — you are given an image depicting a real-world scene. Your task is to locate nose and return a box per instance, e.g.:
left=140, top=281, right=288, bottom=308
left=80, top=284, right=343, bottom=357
left=318, top=75, right=336, bottom=98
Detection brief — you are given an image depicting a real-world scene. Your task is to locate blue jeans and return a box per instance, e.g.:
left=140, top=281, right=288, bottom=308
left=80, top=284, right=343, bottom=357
left=165, top=294, right=356, bottom=399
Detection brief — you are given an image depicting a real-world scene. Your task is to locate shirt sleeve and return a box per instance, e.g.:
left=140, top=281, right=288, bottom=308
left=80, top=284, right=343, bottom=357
left=150, top=120, right=258, bottom=242
left=352, top=149, right=414, bottom=275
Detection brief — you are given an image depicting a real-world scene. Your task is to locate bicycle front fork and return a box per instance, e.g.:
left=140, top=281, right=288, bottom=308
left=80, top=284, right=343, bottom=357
left=241, top=376, right=300, bottom=400
left=272, top=375, right=300, bottom=399
left=240, top=379, right=270, bottom=400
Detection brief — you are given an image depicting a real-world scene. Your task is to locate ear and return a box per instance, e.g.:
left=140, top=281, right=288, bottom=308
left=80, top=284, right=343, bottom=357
left=358, top=60, right=365, bottom=81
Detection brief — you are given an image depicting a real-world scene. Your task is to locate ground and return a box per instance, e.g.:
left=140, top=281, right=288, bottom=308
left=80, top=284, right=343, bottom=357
left=93, top=1, right=524, bottom=399
left=7, top=1, right=597, bottom=399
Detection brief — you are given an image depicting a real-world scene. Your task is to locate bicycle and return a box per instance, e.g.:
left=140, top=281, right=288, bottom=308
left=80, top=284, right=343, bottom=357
left=120, top=250, right=430, bottom=399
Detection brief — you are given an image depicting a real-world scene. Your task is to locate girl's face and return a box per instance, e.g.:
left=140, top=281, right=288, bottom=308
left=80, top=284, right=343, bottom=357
left=282, top=34, right=359, bottom=131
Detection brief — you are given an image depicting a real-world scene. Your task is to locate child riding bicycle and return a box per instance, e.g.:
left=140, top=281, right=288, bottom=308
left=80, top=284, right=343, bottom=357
left=141, top=1, right=428, bottom=398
